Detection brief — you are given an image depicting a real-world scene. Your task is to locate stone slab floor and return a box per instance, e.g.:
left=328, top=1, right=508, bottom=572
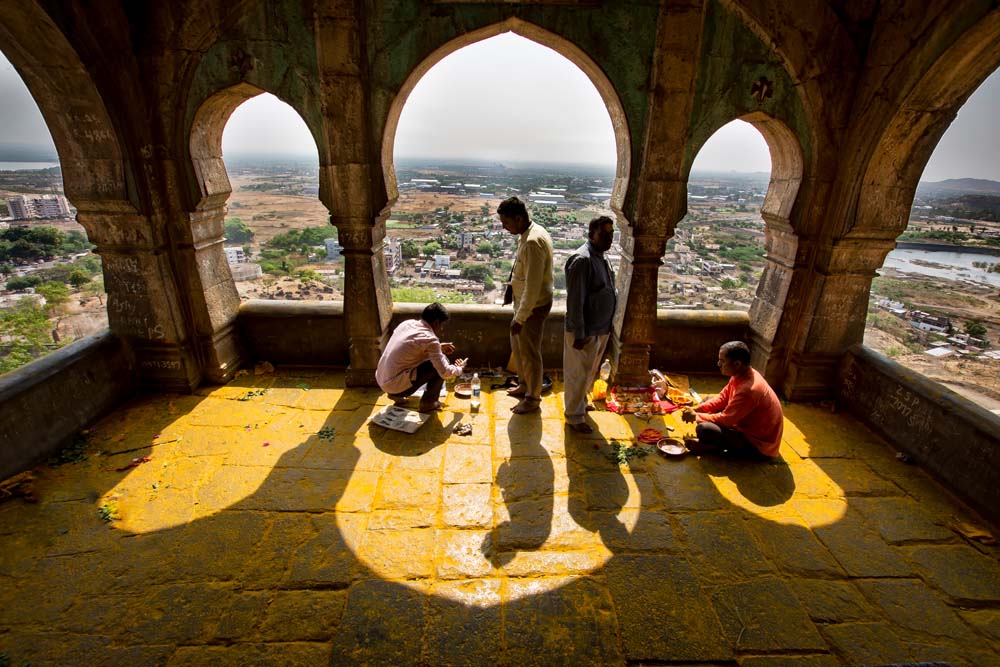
left=1, top=368, right=999, bottom=667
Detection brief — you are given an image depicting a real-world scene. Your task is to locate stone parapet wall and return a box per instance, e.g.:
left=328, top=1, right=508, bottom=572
left=838, top=345, right=1000, bottom=523
left=0, top=332, right=134, bottom=481
left=239, top=301, right=749, bottom=377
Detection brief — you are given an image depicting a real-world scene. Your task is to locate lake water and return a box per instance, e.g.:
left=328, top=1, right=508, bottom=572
left=0, top=161, right=59, bottom=171
left=882, top=248, right=1000, bottom=287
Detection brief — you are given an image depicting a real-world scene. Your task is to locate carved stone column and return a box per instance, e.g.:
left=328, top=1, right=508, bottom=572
left=76, top=204, right=200, bottom=391
left=334, top=210, right=393, bottom=387
left=615, top=224, right=669, bottom=385
left=748, top=214, right=798, bottom=378
left=176, top=202, right=243, bottom=384
left=781, top=236, right=897, bottom=400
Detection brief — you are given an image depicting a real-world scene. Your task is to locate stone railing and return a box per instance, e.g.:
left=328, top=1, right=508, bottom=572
left=838, top=345, right=1000, bottom=522
left=238, top=300, right=750, bottom=375
left=0, top=331, right=134, bottom=481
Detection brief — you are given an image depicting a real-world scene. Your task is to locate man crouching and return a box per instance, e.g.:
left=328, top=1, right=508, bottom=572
left=681, top=341, right=783, bottom=459
left=376, top=303, right=467, bottom=413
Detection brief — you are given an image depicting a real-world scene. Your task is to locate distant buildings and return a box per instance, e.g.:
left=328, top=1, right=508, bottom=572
left=6, top=194, right=72, bottom=220
left=224, top=246, right=262, bottom=281
left=383, top=238, right=401, bottom=273
left=908, top=310, right=951, bottom=333
left=325, top=238, right=343, bottom=260
left=224, top=247, right=248, bottom=264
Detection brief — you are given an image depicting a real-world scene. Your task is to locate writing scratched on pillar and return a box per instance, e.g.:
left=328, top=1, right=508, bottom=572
left=140, top=359, right=181, bottom=370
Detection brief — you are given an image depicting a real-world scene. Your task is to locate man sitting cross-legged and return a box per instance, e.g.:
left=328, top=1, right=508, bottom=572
left=376, top=303, right=467, bottom=413
left=681, top=341, right=783, bottom=459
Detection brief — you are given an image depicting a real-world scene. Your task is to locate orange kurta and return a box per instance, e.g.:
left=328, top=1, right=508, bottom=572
left=696, top=368, right=783, bottom=457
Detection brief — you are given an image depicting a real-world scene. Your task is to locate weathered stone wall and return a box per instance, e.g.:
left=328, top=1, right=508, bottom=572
left=0, top=332, right=134, bottom=481
left=838, top=346, right=1000, bottom=523
left=237, top=301, right=747, bottom=378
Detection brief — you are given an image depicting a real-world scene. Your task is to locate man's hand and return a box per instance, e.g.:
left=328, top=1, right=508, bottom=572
left=681, top=407, right=698, bottom=423
left=573, top=337, right=587, bottom=350
left=455, top=358, right=467, bottom=368
left=441, top=342, right=455, bottom=355
left=510, top=321, right=523, bottom=336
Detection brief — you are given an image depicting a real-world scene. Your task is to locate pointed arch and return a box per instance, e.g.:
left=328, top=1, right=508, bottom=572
left=380, top=17, right=631, bottom=218
left=0, top=1, right=129, bottom=210
left=854, top=8, right=1000, bottom=238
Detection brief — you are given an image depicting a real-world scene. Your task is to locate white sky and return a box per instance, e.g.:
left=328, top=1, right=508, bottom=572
left=2, top=37, right=1000, bottom=180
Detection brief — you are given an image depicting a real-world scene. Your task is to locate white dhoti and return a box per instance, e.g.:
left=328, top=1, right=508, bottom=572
left=562, top=331, right=609, bottom=424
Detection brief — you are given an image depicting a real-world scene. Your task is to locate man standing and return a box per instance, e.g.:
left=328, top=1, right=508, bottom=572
left=681, top=341, right=783, bottom=458
left=563, top=216, right=617, bottom=433
left=498, top=196, right=553, bottom=414
left=376, top=303, right=467, bottom=413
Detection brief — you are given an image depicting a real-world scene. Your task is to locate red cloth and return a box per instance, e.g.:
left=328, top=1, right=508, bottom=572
left=695, top=368, right=783, bottom=457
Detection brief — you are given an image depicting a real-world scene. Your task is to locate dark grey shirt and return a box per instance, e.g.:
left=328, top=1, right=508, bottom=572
left=565, top=241, right=617, bottom=339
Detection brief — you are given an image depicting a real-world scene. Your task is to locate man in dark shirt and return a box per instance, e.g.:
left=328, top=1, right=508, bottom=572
left=563, top=216, right=617, bottom=433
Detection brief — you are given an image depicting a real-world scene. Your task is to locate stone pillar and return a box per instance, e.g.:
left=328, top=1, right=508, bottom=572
left=748, top=214, right=798, bottom=378
left=615, top=225, right=668, bottom=385
left=781, top=236, right=897, bottom=400
left=334, top=213, right=393, bottom=387
left=77, top=205, right=200, bottom=391
left=176, top=201, right=243, bottom=384
left=324, top=162, right=392, bottom=387
left=613, top=180, right=682, bottom=385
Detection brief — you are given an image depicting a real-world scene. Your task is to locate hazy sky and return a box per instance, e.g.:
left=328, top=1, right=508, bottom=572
left=3, top=36, right=1000, bottom=180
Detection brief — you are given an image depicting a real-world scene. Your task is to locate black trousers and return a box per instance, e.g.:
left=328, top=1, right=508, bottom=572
left=390, top=360, right=444, bottom=403
left=695, top=422, right=769, bottom=459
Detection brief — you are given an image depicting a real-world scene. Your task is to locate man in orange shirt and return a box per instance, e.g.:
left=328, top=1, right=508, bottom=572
left=681, top=341, right=783, bottom=458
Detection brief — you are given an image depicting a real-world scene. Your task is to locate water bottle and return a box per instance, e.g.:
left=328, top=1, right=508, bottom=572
left=470, top=373, right=481, bottom=411
left=599, top=359, right=611, bottom=381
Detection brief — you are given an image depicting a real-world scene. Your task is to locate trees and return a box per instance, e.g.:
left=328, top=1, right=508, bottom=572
left=224, top=217, right=255, bottom=244
left=964, top=320, right=988, bottom=338
left=422, top=241, right=442, bottom=257
left=36, top=281, right=70, bottom=343
left=6, top=275, right=42, bottom=291
left=460, top=264, right=492, bottom=282
left=401, top=240, right=420, bottom=259
left=0, top=298, right=52, bottom=374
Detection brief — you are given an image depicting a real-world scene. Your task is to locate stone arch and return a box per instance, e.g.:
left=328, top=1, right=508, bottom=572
left=186, top=84, right=325, bottom=382
left=188, top=83, right=321, bottom=211
left=684, top=112, right=804, bottom=372
left=854, top=9, right=1000, bottom=239
left=379, top=17, right=631, bottom=220
left=0, top=1, right=129, bottom=210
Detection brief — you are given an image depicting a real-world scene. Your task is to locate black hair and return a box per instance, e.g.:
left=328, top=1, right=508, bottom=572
left=422, top=302, right=450, bottom=325
left=589, top=215, right=614, bottom=237
left=720, top=340, right=751, bottom=365
left=497, top=196, right=528, bottom=221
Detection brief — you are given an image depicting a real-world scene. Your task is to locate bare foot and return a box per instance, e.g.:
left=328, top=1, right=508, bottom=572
left=418, top=401, right=442, bottom=413
left=511, top=399, right=540, bottom=414
left=506, top=385, right=527, bottom=397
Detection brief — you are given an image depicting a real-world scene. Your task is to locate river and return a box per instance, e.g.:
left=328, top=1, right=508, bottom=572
left=881, top=247, right=1000, bottom=287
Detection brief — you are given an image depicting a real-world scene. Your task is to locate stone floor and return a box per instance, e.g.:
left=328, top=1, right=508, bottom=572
left=1, top=369, right=999, bottom=667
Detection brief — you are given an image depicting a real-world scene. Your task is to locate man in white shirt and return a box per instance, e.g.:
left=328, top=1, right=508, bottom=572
left=498, top=196, right=554, bottom=414
left=375, top=303, right=467, bottom=413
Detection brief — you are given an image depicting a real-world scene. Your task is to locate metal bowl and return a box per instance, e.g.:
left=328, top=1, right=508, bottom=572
left=656, top=437, right=687, bottom=457
left=453, top=382, right=472, bottom=398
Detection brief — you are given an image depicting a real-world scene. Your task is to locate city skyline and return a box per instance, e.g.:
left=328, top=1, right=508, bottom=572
left=2, top=37, right=999, bottom=181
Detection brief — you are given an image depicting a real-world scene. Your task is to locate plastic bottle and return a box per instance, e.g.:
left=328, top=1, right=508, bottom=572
left=470, top=373, right=481, bottom=411
left=599, top=359, right=612, bottom=381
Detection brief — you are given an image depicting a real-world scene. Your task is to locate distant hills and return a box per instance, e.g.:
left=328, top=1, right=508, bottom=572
left=918, top=178, right=1000, bottom=195
left=0, top=143, right=58, bottom=162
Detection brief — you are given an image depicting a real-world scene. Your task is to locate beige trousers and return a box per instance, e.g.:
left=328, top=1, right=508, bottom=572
left=510, top=303, right=550, bottom=401
left=562, top=331, right=609, bottom=424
